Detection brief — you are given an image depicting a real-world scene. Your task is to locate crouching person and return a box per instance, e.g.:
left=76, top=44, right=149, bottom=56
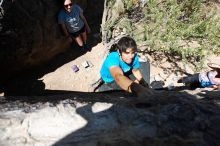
left=96, top=36, right=154, bottom=98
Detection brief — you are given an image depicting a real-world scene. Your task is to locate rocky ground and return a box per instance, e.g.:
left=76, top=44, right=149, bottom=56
left=0, top=39, right=220, bottom=96
left=39, top=42, right=106, bottom=92
left=34, top=43, right=220, bottom=93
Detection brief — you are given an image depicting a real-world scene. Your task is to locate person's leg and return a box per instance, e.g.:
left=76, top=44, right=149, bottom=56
left=69, top=32, right=84, bottom=51
left=77, top=25, right=87, bottom=49
left=178, top=73, right=201, bottom=89
left=80, top=30, right=90, bottom=50
left=70, top=26, right=86, bottom=50
left=179, top=73, right=199, bottom=84
left=73, top=36, right=84, bottom=47
left=81, top=31, right=87, bottom=45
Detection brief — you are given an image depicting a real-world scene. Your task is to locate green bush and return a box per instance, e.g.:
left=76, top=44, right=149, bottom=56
left=141, top=0, right=220, bottom=67
left=105, top=0, right=219, bottom=69
left=122, top=0, right=220, bottom=69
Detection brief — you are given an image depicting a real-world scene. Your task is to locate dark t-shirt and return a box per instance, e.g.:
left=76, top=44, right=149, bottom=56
left=58, top=4, right=84, bottom=33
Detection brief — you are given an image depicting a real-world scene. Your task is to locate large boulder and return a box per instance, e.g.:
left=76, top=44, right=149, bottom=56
left=0, top=90, right=220, bottom=146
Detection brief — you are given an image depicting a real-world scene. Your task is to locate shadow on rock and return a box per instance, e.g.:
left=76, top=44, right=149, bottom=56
left=47, top=90, right=220, bottom=146
left=1, top=90, right=220, bottom=145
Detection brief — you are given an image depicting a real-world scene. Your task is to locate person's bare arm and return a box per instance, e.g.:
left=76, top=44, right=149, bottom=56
left=109, top=66, right=133, bottom=92
left=109, top=66, right=152, bottom=96
left=132, top=68, right=149, bottom=88
left=80, top=12, right=91, bottom=33
left=59, top=23, right=72, bottom=43
left=213, top=77, right=220, bottom=82
left=60, top=23, right=69, bottom=36
left=132, top=69, right=143, bottom=81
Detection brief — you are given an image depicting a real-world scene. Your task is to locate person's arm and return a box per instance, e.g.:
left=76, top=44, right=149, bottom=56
left=79, top=10, right=91, bottom=33
left=213, top=77, right=220, bottom=83
left=132, top=69, right=143, bottom=81
left=60, top=23, right=70, bottom=37
left=58, top=11, right=72, bottom=43
left=109, top=66, right=133, bottom=92
left=109, top=66, right=153, bottom=97
left=132, top=69, right=149, bottom=88
left=211, top=83, right=220, bottom=89
left=58, top=12, right=70, bottom=37
left=59, top=23, right=72, bottom=43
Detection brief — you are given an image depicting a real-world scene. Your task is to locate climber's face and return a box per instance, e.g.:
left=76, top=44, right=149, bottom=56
left=120, top=48, right=136, bottom=64
left=64, top=0, right=72, bottom=13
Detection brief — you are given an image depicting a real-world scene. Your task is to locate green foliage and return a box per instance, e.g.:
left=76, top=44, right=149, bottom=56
left=123, top=0, right=133, bottom=11
left=123, top=0, right=139, bottom=11
left=124, top=0, right=218, bottom=68
left=135, top=0, right=220, bottom=68
left=117, top=18, right=133, bottom=34
left=104, top=0, right=220, bottom=68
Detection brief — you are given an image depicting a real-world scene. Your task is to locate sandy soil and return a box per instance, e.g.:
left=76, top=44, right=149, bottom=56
left=39, top=43, right=106, bottom=92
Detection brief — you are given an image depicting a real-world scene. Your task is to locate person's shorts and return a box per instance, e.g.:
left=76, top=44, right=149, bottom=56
left=69, top=25, right=86, bottom=38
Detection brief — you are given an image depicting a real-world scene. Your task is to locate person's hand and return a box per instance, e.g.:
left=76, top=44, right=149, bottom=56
left=208, top=63, right=220, bottom=72
left=139, top=78, right=149, bottom=88
left=129, top=82, right=154, bottom=99
left=211, top=84, right=220, bottom=89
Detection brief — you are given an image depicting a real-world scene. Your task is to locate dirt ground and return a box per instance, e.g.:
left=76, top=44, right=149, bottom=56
left=0, top=40, right=219, bottom=97
left=39, top=42, right=220, bottom=92
left=40, top=43, right=106, bottom=92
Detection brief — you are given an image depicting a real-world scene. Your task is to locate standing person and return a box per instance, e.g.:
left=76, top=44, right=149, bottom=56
left=96, top=36, right=153, bottom=98
left=58, top=0, right=91, bottom=51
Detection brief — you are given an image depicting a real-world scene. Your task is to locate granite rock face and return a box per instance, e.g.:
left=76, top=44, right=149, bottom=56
left=0, top=90, right=220, bottom=146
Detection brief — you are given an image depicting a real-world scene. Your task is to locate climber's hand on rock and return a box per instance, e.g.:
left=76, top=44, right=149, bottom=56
left=129, top=82, right=154, bottom=98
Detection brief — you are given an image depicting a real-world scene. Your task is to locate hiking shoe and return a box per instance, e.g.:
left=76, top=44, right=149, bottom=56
left=79, top=46, right=85, bottom=52
left=84, top=43, right=90, bottom=51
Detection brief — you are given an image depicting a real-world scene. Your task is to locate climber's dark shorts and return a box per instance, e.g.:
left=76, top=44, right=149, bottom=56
left=69, top=25, right=86, bottom=38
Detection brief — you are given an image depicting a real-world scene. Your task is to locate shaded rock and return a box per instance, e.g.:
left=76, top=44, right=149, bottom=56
left=0, top=0, right=104, bottom=82
left=0, top=90, right=220, bottom=146
left=1, top=0, right=67, bottom=73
